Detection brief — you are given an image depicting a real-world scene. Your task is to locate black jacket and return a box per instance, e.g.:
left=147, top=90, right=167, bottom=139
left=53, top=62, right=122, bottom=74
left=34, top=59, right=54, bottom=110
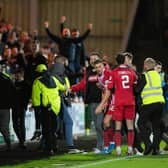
left=85, top=66, right=102, bottom=104
left=0, top=72, right=15, bottom=109
left=45, top=28, right=90, bottom=59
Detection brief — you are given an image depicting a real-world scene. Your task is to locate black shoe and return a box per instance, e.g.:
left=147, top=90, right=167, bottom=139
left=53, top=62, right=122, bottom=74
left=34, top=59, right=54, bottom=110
left=31, top=131, right=41, bottom=141
left=53, top=145, right=58, bottom=153
left=43, top=150, right=55, bottom=156
left=144, top=145, right=152, bottom=155
left=5, top=143, right=11, bottom=152
left=49, top=150, right=55, bottom=156
left=135, top=144, right=144, bottom=153
left=6, top=146, right=11, bottom=152
left=162, top=132, right=168, bottom=144
left=67, top=146, right=75, bottom=149
left=164, top=144, right=168, bottom=151
left=152, top=150, right=160, bottom=155
left=19, top=142, right=27, bottom=149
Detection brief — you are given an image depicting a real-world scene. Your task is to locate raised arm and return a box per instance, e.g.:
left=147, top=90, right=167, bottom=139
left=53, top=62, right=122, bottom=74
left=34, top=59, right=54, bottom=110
left=44, top=21, right=61, bottom=44
left=60, top=16, right=66, bottom=34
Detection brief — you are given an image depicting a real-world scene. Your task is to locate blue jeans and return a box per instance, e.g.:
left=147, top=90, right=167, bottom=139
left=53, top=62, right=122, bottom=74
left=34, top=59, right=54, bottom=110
left=62, top=100, right=74, bottom=146
left=89, top=103, right=104, bottom=150
left=68, top=44, right=76, bottom=73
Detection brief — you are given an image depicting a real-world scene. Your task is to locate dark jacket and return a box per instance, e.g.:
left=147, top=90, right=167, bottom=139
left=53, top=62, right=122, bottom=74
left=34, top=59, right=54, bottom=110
left=49, top=62, right=66, bottom=82
left=60, top=23, right=86, bottom=71
left=13, top=79, right=30, bottom=110
left=85, top=66, right=102, bottom=103
left=49, top=62, right=71, bottom=107
left=45, top=28, right=90, bottom=59
left=0, top=72, right=15, bottom=109
left=71, top=66, right=102, bottom=104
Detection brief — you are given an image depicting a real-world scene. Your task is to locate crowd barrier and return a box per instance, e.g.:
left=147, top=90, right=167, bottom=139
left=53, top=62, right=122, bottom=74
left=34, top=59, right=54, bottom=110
left=0, top=102, right=85, bottom=143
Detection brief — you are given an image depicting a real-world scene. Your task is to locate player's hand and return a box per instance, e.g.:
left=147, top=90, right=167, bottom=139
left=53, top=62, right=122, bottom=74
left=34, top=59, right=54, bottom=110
left=66, top=88, right=72, bottom=95
left=95, top=104, right=103, bottom=114
left=96, top=82, right=103, bottom=89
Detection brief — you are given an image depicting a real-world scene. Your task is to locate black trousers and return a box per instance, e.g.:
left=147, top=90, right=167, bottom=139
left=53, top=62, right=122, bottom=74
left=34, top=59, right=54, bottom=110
left=0, top=109, right=11, bottom=146
left=12, top=107, right=26, bottom=143
left=34, top=108, right=41, bottom=131
left=138, top=102, right=164, bottom=151
left=40, top=107, right=57, bottom=151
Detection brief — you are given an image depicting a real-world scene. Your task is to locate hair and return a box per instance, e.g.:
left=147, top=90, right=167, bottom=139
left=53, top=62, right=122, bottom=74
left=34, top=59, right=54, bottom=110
left=144, top=57, right=156, bottom=69
left=42, top=45, right=49, bottom=49
left=123, top=52, right=133, bottom=60
left=54, top=55, right=66, bottom=64
left=93, top=59, right=103, bottom=65
left=71, top=28, right=79, bottom=32
left=155, top=60, right=162, bottom=66
left=23, top=39, right=33, bottom=53
left=115, top=53, right=126, bottom=65
left=89, top=51, right=101, bottom=58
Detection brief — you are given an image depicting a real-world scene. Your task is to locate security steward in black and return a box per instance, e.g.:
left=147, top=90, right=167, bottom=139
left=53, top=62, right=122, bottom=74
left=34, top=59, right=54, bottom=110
left=136, top=58, right=165, bottom=155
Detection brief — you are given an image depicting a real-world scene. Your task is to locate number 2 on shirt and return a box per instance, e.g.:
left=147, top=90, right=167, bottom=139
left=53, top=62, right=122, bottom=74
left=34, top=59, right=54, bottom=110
left=121, top=75, right=130, bottom=89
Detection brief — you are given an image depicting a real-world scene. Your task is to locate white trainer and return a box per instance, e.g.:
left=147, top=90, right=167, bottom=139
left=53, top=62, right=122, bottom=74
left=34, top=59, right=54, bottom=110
left=93, top=148, right=102, bottom=154
left=127, top=146, right=133, bottom=155
left=134, top=148, right=143, bottom=156
left=116, top=146, right=121, bottom=156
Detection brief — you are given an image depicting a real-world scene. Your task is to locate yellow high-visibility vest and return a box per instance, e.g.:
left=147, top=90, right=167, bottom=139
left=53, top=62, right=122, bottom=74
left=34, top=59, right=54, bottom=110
left=65, top=77, right=70, bottom=89
left=141, top=70, right=165, bottom=105
left=32, top=76, right=65, bottom=115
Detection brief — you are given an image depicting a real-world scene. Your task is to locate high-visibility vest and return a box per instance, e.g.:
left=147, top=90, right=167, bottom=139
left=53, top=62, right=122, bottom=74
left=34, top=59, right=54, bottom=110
left=65, top=77, right=70, bottom=89
left=141, top=70, right=165, bottom=105
left=32, top=76, right=65, bottom=115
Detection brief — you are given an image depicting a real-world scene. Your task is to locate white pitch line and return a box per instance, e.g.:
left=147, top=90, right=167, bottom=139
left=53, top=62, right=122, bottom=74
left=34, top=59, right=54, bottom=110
left=69, top=155, right=142, bottom=168
left=51, top=163, right=66, bottom=166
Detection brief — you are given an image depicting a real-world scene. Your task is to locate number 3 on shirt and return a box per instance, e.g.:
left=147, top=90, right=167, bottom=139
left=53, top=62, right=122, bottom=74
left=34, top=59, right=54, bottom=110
left=121, top=75, right=130, bottom=88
